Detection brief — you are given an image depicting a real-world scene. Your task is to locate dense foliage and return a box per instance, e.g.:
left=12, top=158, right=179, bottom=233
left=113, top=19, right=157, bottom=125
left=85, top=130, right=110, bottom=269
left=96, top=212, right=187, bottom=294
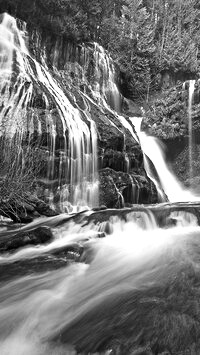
left=1, top=0, right=200, bottom=101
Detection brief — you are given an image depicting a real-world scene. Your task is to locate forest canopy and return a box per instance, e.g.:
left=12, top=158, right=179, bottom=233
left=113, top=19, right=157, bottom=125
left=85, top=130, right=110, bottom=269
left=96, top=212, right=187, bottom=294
left=1, top=0, right=200, bottom=101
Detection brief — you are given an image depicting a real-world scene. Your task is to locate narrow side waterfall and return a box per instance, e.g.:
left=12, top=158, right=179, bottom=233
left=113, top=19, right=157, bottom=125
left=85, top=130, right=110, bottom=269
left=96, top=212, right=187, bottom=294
left=130, top=117, right=166, bottom=202
left=0, top=13, right=98, bottom=210
left=131, top=116, right=199, bottom=202
left=93, top=43, right=121, bottom=111
left=80, top=42, right=121, bottom=112
left=188, top=80, right=195, bottom=184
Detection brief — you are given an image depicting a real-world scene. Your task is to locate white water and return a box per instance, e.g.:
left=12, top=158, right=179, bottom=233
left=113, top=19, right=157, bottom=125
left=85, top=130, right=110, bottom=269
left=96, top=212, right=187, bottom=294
left=0, top=13, right=98, bottom=210
left=81, top=42, right=121, bottom=112
left=130, top=116, right=166, bottom=201
left=79, top=43, right=141, bottom=148
left=188, top=80, right=195, bottom=183
left=0, top=208, right=199, bottom=354
left=139, top=133, right=198, bottom=202
left=130, top=116, right=199, bottom=202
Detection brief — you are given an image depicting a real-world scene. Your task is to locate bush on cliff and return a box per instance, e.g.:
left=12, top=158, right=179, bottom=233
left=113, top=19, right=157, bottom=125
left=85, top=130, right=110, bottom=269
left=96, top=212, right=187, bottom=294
left=0, top=139, right=41, bottom=221
left=142, top=84, right=188, bottom=139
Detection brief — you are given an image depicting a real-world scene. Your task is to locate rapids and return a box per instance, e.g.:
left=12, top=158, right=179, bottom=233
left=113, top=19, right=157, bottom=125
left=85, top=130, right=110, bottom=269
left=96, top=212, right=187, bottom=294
left=0, top=208, right=200, bottom=354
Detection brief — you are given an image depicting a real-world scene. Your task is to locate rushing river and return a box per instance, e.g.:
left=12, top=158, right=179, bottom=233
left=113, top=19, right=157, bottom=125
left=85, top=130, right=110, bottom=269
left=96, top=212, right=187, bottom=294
left=1, top=208, right=200, bottom=355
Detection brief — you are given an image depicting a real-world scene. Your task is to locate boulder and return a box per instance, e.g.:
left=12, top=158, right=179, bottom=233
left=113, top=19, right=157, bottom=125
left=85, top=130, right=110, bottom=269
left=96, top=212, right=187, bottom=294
left=99, top=168, right=158, bottom=208
left=0, top=226, right=53, bottom=252
left=0, top=196, right=58, bottom=223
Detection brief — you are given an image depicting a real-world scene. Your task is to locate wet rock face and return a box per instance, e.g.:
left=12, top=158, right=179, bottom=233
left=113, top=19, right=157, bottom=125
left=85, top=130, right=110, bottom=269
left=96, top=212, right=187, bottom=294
left=24, top=35, right=157, bottom=207
left=169, top=143, right=200, bottom=188
left=30, top=34, right=122, bottom=111
left=99, top=168, right=158, bottom=208
left=0, top=20, right=158, bottom=214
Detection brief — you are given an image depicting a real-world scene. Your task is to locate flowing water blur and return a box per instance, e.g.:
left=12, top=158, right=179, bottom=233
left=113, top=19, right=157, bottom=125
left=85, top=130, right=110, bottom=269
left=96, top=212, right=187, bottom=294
left=0, top=209, right=200, bottom=354
left=188, top=80, right=195, bottom=184
left=130, top=116, right=200, bottom=202
left=0, top=13, right=99, bottom=210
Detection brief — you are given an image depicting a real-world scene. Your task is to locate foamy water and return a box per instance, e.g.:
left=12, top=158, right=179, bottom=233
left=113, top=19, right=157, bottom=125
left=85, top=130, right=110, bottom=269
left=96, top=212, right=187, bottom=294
left=130, top=117, right=200, bottom=203
left=0, top=211, right=199, bottom=354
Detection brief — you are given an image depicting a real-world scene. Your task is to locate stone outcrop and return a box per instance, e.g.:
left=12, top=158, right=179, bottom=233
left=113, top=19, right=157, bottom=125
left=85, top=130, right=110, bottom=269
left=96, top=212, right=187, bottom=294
left=99, top=168, right=157, bottom=208
left=0, top=226, right=53, bottom=252
left=0, top=196, right=58, bottom=223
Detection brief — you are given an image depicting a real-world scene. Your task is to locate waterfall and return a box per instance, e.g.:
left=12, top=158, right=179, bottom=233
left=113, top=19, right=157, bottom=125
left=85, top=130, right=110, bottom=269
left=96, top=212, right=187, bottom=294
left=93, top=43, right=121, bottom=111
left=130, top=116, right=199, bottom=202
left=130, top=117, right=166, bottom=201
left=0, top=13, right=98, bottom=210
left=2, top=9, right=200, bottom=355
left=81, top=42, right=121, bottom=112
left=188, top=80, right=195, bottom=184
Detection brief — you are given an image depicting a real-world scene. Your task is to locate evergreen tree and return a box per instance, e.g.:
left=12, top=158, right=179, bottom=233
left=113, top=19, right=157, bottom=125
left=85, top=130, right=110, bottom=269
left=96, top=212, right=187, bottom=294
left=1, top=0, right=200, bottom=100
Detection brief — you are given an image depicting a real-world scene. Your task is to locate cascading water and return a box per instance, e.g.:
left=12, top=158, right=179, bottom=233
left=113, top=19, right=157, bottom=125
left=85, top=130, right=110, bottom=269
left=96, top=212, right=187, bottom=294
left=0, top=13, right=98, bottom=211
left=130, top=116, right=166, bottom=202
left=87, top=44, right=139, bottom=141
left=79, top=42, right=121, bottom=112
left=130, top=116, right=199, bottom=202
left=92, top=43, right=121, bottom=112
left=188, top=80, right=195, bottom=184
